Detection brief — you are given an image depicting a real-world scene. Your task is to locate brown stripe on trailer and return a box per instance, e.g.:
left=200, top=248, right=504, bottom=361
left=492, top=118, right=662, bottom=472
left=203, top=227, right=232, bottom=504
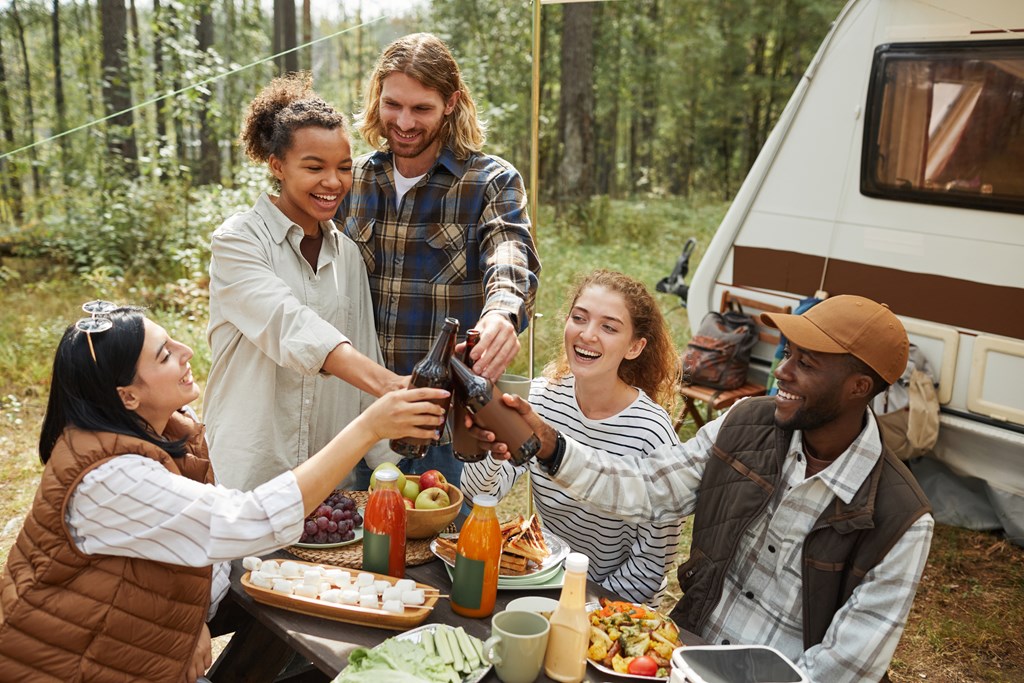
left=733, top=245, right=1024, bottom=339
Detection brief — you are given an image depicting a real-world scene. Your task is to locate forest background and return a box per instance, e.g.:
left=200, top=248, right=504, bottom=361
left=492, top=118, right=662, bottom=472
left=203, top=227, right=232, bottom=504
left=0, top=1, right=1022, bottom=681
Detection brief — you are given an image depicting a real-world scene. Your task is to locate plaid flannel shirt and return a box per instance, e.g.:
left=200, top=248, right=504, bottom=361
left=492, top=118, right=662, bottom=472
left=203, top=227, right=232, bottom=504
left=338, top=147, right=540, bottom=374
left=552, top=405, right=934, bottom=682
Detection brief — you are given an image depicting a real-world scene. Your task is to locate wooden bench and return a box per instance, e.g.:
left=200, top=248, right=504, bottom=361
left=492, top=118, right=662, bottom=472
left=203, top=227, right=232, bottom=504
left=673, top=291, right=792, bottom=431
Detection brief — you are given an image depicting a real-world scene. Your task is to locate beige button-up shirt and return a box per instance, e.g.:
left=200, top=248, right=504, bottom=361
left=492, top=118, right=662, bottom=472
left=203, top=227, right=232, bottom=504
left=205, top=193, right=393, bottom=492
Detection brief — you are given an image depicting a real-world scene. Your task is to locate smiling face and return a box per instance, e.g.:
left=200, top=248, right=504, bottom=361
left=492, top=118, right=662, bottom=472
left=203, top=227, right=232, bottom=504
left=772, top=344, right=861, bottom=433
left=564, top=285, right=647, bottom=384
left=117, top=319, right=200, bottom=433
left=269, top=126, right=353, bottom=235
left=379, top=72, right=459, bottom=176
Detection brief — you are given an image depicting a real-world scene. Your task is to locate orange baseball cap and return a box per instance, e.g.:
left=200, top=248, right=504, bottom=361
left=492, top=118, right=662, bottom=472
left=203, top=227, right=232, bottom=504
left=760, top=295, right=909, bottom=384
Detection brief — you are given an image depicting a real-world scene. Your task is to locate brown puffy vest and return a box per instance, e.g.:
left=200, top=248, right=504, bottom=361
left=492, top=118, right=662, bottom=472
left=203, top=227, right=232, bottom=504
left=0, top=412, right=215, bottom=682
left=670, top=397, right=930, bottom=652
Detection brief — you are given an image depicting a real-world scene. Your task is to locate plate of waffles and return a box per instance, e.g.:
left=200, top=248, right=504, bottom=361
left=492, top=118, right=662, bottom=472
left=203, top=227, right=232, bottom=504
left=430, top=514, right=570, bottom=581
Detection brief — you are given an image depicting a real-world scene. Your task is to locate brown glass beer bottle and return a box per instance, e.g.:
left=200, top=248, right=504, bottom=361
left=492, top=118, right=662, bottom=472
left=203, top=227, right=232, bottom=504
left=390, top=317, right=459, bottom=458
left=452, top=329, right=488, bottom=462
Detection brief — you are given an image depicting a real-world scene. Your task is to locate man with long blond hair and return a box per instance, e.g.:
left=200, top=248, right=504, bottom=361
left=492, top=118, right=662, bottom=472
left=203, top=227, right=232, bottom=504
left=339, top=33, right=540, bottom=488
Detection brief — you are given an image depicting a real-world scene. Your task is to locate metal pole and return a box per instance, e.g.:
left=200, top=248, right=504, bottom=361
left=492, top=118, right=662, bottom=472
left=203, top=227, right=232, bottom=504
left=526, top=0, right=543, bottom=518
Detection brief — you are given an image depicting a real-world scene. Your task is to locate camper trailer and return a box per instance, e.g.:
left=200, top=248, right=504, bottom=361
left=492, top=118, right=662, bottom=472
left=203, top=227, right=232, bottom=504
left=687, top=0, right=1024, bottom=542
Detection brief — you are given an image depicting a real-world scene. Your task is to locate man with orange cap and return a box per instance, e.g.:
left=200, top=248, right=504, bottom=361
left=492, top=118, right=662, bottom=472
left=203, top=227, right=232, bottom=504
left=487, top=295, right=934, bottom=682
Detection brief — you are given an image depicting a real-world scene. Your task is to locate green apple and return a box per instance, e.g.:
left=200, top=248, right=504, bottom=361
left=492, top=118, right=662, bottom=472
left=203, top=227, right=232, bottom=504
left=415, top=487, right=451, bottom=510
left=369, top=462, right=406, bottom=492
left=402, top=478, right=421, bottom=501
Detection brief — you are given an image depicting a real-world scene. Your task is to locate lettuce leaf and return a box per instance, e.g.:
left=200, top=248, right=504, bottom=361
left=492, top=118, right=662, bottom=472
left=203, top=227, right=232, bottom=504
left=333, top=637, right=456, bottom=683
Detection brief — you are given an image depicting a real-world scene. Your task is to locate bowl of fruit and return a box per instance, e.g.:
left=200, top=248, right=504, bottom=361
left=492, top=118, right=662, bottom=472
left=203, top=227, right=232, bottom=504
left=370, top=463, right=463, bottom=539
left=297, top=491, right=363, bottom=547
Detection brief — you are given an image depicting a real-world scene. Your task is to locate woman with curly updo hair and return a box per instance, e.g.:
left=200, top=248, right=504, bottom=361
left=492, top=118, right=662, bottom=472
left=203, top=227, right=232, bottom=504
left=462, top=269, right=683, bottom=605
left=205, top=73, right=405, bottom=493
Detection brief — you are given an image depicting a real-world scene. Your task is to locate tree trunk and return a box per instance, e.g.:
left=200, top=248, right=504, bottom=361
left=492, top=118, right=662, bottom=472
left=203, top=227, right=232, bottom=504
left=274, top=0, right=298, bottom=75
left=195, top=0, right=219, bottom=185
left=302, top=0, right=311, bottom=72
left=556, top=2, right=595, bottom=202
left=152, top=0, right=167, bottom=152
left=52, top=0, right=69, bottom=186
left=0, top=31, right=23, bottom=221
left=11, top=0, right=41, bottom=197
left=99, top=0, right=138, bottom=176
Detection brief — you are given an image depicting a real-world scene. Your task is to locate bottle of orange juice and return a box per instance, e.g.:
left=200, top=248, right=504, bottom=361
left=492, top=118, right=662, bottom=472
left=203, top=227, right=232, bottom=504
left=362, top=468, right=406, bottom=578
left=451, top=494, right=501, bottom=618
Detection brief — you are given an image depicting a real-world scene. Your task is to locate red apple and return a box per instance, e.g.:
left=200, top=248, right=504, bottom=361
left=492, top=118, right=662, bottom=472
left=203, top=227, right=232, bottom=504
left=414, top=487, right=451, bottom=510
left=403, top=498, right=415, bottom=510
left=419, top=469, right=447, bottom=492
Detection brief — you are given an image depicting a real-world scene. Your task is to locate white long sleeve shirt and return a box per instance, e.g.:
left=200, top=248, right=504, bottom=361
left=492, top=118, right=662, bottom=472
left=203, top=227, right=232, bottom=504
left=66, top=455, right=305, bottom=619
left=551, top=405, right=933, bottom=682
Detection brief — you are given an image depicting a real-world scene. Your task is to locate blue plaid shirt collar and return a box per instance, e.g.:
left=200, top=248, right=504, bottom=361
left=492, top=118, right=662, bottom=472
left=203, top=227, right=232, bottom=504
left=367, top=146, right=469, bottom=182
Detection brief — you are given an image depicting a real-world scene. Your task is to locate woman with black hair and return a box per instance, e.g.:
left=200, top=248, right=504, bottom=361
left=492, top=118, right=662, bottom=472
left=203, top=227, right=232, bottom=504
left=0, top=303, right=447, bottom=682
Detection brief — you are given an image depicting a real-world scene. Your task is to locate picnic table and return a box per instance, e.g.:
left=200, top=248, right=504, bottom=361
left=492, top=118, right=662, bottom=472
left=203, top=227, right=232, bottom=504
left=207, top=550, right=705, bottom=682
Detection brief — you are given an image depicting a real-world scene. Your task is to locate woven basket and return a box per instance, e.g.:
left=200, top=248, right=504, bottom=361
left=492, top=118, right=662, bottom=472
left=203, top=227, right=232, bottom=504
left=285, top=490, right=451, bottom=568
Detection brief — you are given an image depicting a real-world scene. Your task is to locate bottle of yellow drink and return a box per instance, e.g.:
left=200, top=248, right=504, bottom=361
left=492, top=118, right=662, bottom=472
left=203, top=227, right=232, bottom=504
left=451, top=494, right=501, bottom=618
left=544, top=552, right=590, bottom=682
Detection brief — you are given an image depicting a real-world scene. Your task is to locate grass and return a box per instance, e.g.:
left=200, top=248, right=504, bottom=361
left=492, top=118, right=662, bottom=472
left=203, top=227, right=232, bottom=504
left=1, top=196, right=1022, bottom=681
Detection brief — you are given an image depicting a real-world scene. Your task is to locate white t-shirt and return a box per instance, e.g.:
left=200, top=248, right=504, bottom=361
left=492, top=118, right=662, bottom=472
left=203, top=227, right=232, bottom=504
left=394, top=168, right=427, bottom=210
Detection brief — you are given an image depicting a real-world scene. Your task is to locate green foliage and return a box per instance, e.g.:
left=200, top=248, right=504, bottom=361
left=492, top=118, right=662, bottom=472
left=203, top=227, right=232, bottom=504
left=5, top=165, right=263, bottom=281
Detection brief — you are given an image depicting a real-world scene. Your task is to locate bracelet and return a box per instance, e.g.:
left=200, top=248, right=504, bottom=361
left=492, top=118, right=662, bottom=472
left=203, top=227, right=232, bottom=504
left=544, top=431, right=567, bottom=477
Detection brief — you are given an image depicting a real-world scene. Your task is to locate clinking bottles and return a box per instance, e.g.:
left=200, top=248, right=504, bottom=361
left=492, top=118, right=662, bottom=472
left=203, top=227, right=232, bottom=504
left=361, top=468, right=406, bottom=578
left=390, top=317, right=459, bottom=458
left=450, top=494, right=502, bottom=618
left=543, top=552, right=590, bottom=682
left=452, top=329, right=487, bottom=462
left=448, top=357, right=540, bottom=466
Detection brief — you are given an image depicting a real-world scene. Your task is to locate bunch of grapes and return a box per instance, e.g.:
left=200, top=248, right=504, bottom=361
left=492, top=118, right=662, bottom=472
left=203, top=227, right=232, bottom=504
left=299, top=491, right=363, bottom=544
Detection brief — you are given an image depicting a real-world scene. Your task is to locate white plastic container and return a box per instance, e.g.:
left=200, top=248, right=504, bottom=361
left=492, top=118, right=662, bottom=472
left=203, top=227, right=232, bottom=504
left=669, top=645, right=809, bottom=683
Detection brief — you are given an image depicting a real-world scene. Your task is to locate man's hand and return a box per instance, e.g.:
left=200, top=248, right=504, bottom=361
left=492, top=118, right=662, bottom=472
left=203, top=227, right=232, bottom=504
left=475, top=393, right=559, bottom=462
left=466, top=312, right=519, bottom=382
left=185, top=623, right=212, bottom=683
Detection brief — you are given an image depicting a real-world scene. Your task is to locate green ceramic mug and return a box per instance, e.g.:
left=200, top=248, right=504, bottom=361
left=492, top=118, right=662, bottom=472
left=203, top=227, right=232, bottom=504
left=483, top=609, right=550, bottom=683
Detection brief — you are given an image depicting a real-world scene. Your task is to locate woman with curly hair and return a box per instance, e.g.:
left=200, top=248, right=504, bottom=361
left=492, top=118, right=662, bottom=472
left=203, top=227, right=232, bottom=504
left=205, top=73, right=404, bottom=492
left=462, top=269, right=682, bottom=605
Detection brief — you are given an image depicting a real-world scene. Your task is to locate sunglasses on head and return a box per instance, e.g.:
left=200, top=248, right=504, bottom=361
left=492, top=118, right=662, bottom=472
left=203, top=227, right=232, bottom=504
left=76, top=300, right=118, bottom=363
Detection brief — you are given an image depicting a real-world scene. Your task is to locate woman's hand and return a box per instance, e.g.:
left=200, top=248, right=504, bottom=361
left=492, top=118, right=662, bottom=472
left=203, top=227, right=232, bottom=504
left=184, top=622, right=212, bottom=683
left=362, top=387, right=450, bottom=442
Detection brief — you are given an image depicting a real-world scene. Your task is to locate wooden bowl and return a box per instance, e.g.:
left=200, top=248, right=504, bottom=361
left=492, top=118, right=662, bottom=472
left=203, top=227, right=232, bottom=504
left=403, top=475, right=463, bottom=539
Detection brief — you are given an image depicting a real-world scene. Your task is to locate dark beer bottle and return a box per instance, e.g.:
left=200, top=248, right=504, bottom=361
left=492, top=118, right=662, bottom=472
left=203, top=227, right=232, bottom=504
left=449, top=357, right=540, bottom=466
left=390, top=317, right=459, bottom=458
left=452, top=330, right=488, bottom=462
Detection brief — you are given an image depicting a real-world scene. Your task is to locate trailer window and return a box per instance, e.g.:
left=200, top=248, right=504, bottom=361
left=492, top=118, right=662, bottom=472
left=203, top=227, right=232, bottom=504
left=862, top=40, right=1024, bottom=214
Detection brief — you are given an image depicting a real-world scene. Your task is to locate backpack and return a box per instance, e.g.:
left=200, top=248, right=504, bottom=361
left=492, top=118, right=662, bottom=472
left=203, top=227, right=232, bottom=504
left=683, top=302, right=760, bottom=390
left=873, top=343, right=940, bottom=460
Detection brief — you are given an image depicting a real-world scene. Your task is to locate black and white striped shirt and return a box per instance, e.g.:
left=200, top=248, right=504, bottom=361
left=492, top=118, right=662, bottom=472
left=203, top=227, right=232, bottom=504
left=462, top=376, right=681, bottom=605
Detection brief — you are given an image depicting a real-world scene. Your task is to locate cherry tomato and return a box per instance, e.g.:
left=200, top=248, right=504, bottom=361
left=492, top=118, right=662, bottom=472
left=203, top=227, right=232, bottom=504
left=627, top=655, right=659, bottom=677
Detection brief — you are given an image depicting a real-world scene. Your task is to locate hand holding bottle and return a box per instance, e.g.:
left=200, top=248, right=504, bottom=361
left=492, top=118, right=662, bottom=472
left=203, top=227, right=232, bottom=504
left=360, top=387, right=450, bottom=442
left=466, top=391, right=560, bottom=465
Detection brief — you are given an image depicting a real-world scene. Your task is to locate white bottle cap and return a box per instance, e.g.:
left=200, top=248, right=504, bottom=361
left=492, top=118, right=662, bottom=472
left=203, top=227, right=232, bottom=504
left=564, top=552, right=588, bottom=573
left=472, top=494, right=498, bottom=507
left=375, top=468, right=399, bottom=482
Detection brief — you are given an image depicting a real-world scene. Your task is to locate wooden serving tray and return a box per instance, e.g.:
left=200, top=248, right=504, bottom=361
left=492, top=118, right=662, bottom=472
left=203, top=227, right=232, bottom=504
left=241, top=559, right=439, bottom=630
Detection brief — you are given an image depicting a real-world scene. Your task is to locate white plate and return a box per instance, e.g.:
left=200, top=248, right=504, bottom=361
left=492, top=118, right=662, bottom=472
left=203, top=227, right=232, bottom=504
left=293, top=524, right=363, bottom=549
left=394, top=624, right=492, bottom=683
left=430, top=527, right=571, bottom=577
left=443, top=563, right=565, bottom=591
left=585, top=601, right=675, bottom=681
